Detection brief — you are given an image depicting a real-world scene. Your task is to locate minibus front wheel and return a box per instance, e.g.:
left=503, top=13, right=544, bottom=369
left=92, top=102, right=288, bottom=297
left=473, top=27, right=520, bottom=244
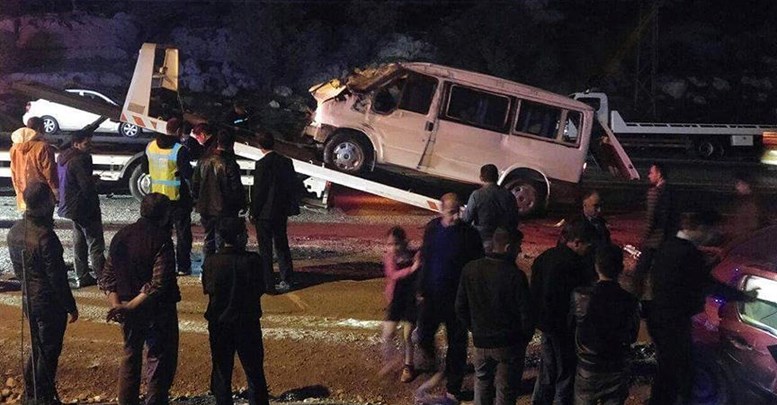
left=505, top=178, right=546, bottom=217
left=323, top=130, right=374, bottom=174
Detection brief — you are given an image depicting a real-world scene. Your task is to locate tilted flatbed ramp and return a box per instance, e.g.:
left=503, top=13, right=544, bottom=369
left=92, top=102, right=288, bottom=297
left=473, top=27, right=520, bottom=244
left=11, top=81, right=122, bottom=121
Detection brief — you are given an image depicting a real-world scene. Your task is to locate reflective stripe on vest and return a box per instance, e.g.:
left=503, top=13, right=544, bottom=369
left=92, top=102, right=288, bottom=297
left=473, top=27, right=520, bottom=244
left=146, top=141, right=182, bottom=200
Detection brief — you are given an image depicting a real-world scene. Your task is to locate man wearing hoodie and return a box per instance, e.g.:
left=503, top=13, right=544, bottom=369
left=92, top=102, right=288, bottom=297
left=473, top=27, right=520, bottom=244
left=10, top=117, right=59, bottom=211
left=57, top=130, right=105, bottom=289
left=145, top=117, right=194, bottom=276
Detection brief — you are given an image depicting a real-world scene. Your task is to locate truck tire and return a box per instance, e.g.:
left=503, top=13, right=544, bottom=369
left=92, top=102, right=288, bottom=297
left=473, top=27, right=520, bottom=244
left=504, top=177, right=546, bottom=217
left=41, top=116, right=59, bottom=134
left=128, top=164, right=151, bottom=201
left=696, top=139, right=724, bottom=159
left=323, top=131, right=373, bottom=174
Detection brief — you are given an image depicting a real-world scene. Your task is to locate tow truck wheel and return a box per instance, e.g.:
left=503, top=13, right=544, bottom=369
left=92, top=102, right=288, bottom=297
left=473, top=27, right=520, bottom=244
left=505, top=178, right=545, bottom=217
left=41, top=116, right=59, bottom=134
left=696, top=139, right=723, bottom=159
left=128, top=164, right=151, bottom=201
left=323, top=132, right=373, bottom=174
left=119, top=122, right=142, bottom=138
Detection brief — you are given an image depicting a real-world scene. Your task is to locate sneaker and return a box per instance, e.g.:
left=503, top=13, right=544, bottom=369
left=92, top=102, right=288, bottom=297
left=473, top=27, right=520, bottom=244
left=71, top=274, right=97, bottom=289
left=275, top=281, right=291, bottom=293
left=400, top=364, right=416, bottom=383
left=177, top=270, right=192, bottom=276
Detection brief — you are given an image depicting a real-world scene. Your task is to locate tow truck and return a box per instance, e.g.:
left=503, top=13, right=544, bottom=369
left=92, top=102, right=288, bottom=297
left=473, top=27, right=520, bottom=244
left=2, top=44, right=639, bottom=214
left=571, top=90, right=777, bottom=159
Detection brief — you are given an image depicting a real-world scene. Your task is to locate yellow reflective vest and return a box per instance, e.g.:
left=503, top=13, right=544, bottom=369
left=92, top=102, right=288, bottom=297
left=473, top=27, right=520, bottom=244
left=146, top=140, right=183, bottom=201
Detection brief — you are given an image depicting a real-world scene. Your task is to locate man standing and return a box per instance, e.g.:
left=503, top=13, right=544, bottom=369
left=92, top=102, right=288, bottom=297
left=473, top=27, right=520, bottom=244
left=531, top=221, right=594, bottom=405
left=726, top=171, right=768, bottom=241
left=250, top=132, right=301, bottom=294
left=575, top=190, right=611, bottom=283
left=462, top=164, right=519, bottom=252
left=185, top=123, right=218, bottom=161
left=10, top=117, right=59, bottom=211
left=202, top=218, right=269, bottom=405
left=8, top=181, right=78, bottom=405
left=145, top=117, right=193, bottom=275
left=57, top=130, right=105, bottom=288
left=571, top=245, right=639, bottom=405
left=101, top=193, right=180, bottom=405
left=456, top=228, right=533, bottom=405
left=634, top=163, right=674, bottom=296
left=645, top=213, right=708, bottom=405
left=193, top=130, right=246, bottom=258
left=417, top=193, right=484, bottom=402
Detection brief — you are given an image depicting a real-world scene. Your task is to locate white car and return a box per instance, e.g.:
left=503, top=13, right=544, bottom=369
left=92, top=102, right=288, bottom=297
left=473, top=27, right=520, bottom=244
left=23, top=89, right=142, bottom=137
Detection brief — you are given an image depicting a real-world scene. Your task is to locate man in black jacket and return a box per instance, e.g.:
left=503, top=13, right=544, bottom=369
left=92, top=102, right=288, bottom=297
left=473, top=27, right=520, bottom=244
left=192, top=130, right=246, bottom=258
left=250, top=132, right=301, bottom=294
left=57, top=130, right=105, bottom=288
left=101, top=193, right=180, bottom=405
left=456, top=228, right=533, bottom=405
left=461, top=164, right=519, bottom=252
left=417, top=193, right=484, bottom=402
left=202, top=218, right=269, bottom=405
left=185, top=123, right=218, bottom=161
left=530, top=220, right=594, bottom=405
left=571, top=244, right=639, bottom=405
left=645, top=212, right=708, bottom=405
left=8, top=181, right=79, bottom=405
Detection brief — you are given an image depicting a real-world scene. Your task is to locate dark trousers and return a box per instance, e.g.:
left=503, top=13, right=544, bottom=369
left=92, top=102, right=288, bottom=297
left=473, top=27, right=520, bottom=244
left=208, top=321, right=270, bottom=405
left=119, top=304, right=179, bottom=405
left=532, top=332, right=577, bottom=405
left=171, top=202, right=192, bottom=274
left=255, top=217, right=293, bottom=287
left=473, top=344, right=526, bottom=405
left=72, top=216, right=106, bottom=280
left=416, top=296, right=468, bottom=396
left=646, top=315, right=692, bottom=405
left=24, top=310, right=67, bottom=405
left=574, top=367, right=629, bottom=405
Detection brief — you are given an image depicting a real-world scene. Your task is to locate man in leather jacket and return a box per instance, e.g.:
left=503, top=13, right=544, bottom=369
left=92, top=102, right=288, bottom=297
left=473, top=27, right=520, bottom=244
left=192, top=130, right=246, bottom=258
left=8, top=181, right=79, bottom=405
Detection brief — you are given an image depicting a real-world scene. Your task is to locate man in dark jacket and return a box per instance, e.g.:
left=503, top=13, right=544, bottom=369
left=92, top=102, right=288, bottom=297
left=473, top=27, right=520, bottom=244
left=456, top=228, right=533, bottom=405
left=8, top=181, right=79, bottom=405
left=417, top=193, right=484, bottom=401
left=634, top=163, right=675, bottom=297
left=572, top=190, right=611, bottom=283
left=461, top=164, right=519, bottom=252
left=531, top=220, right=594, bottom=405
left=250, top=132, right=301, bottom=294
left=57, top=130, right=105, bottom=288
left=571, top=244, right=639, bottom=405
left=144, top=117, right=194, bottom=276
left=101, top=193, right=181, bottom=405
left=192, top=130, right=246, bottom=258
left=185, top=122, right=218, bottom=161
left=202, top=218, right=269, bottom=405
left=645, top=212, right=708, bottom=405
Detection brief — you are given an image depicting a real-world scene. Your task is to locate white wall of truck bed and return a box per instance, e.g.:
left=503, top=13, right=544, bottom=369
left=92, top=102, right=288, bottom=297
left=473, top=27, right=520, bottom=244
left=610, top=111, right=777, bottom=135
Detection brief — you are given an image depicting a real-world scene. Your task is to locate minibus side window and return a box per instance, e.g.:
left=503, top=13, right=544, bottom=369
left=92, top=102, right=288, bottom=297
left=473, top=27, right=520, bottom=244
left=372, top=78, right=406, bottom=114
left=443, top=85, right=510, bottom=132
left=562, top=111, right=582, bottom=145
left=515, top=100, right=561, bottom=140
left=398, top=74, right=437, bottom=114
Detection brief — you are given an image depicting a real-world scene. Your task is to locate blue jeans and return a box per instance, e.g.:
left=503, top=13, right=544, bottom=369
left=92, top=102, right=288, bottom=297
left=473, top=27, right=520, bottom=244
left=473, top=344, right=526, bottom=405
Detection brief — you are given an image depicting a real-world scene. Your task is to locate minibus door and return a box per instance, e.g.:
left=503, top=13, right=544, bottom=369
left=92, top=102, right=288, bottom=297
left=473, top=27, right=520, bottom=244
left=589, top=117, right=640, bottom=180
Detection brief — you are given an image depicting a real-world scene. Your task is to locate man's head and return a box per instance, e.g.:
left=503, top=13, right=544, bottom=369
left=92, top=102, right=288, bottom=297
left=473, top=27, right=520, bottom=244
left=218, top=217, right=248, bottom=249
left=734, top=171, right=754, bottom=195
left=26, top=117, right=44, bottom=134
left=595, top=244, right=624, bottom=281
left=23, top=181, right=54, bottom=218
left=560, top=220, right=594, bottom=256
left=192, top=123, right=213, bottom=145
left=71, top=130, right=93, bottom=152
left=257, top=132, right=275, bottom=151
left=439, top=192, right=461, bottom=226
left=166, top=117, right=183, bottom=138
left=233, top=101, right=247, bottom=115
left=479, top=164, right=499, bottom=184
left=491, top=227, right=523, bottom=255
left=217, top=130, right=235, bottom=152
left=140, top=193, right=171, bottom=226
left=581, top=190, right=602, bottom=219
left=647, top=162, right=667, bottom=186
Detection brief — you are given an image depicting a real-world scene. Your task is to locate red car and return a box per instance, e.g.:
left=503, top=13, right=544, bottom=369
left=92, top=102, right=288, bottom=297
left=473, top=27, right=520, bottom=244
left=692, top=225, right=777, bottom=405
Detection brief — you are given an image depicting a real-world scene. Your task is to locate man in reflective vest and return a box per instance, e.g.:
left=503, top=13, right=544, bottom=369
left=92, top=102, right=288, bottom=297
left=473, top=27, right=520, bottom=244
left=145, top=117, right=194, bottom=275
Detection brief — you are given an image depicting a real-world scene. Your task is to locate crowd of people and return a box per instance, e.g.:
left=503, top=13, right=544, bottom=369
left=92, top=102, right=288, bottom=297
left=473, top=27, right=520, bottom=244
left=5, top=115, right=769, bottom=405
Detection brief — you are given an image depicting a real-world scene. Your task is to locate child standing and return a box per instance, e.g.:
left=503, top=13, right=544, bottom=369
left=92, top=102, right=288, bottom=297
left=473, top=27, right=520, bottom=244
left=380, top=226, right=421, bottom=383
